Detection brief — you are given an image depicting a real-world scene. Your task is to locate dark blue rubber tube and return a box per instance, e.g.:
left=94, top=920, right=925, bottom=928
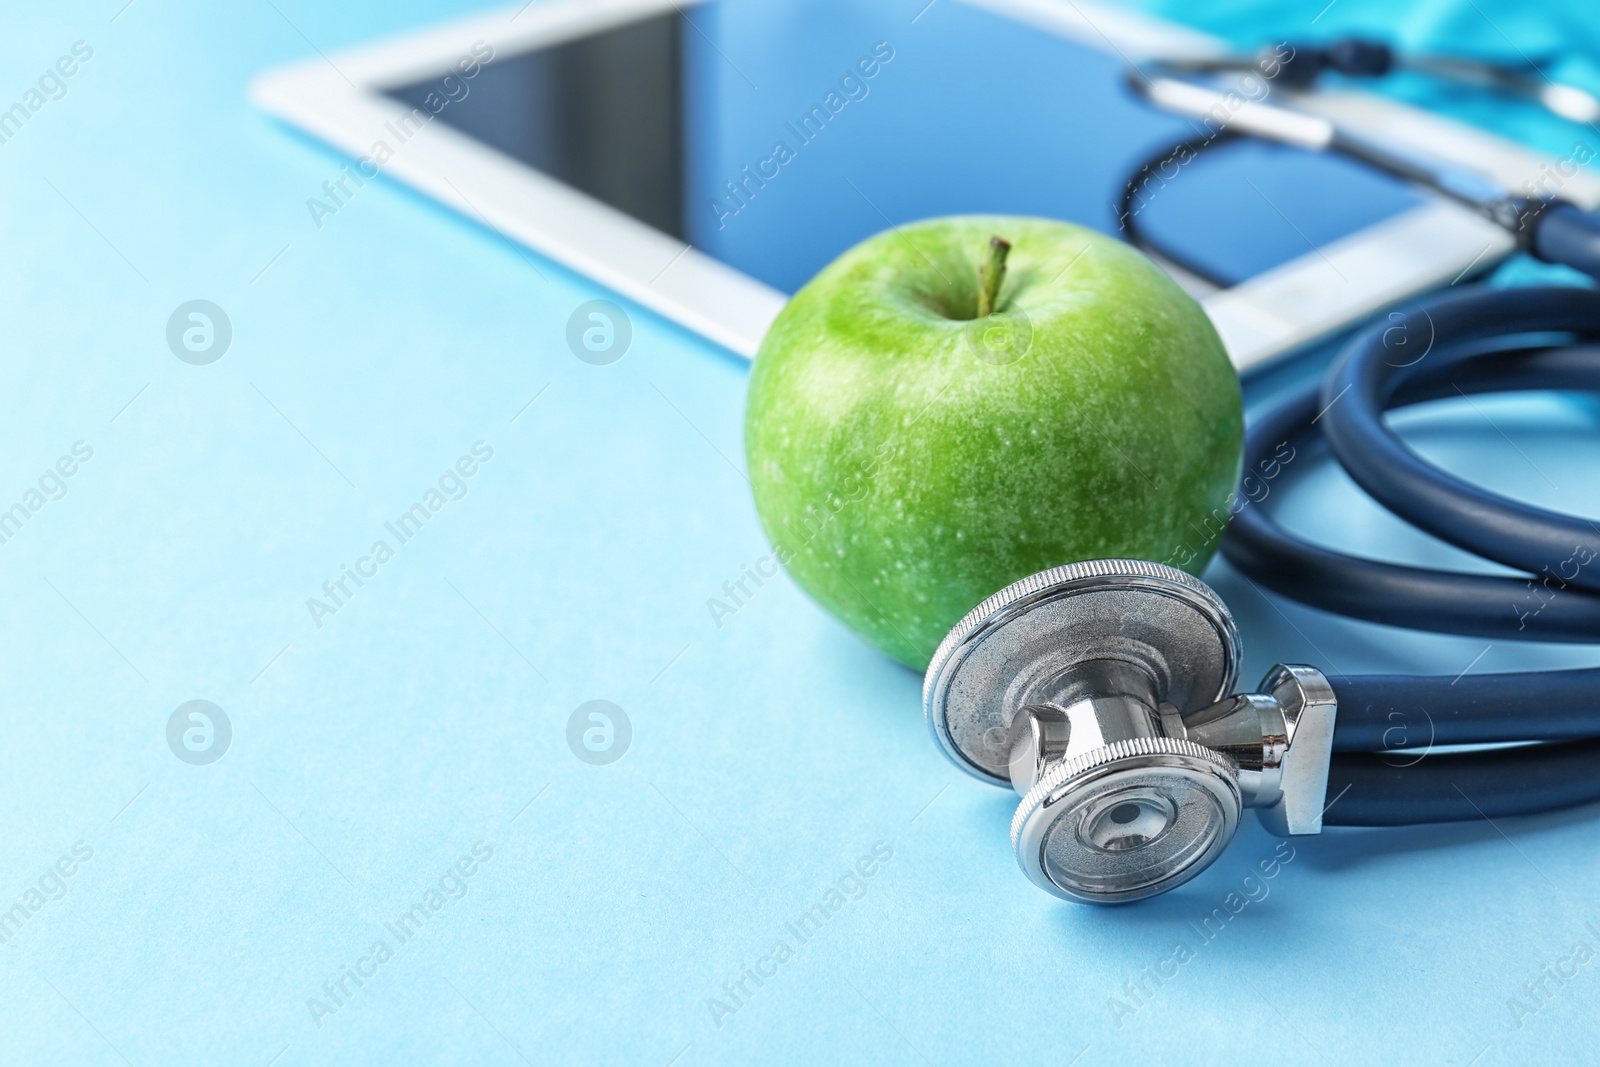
left=1319, top=286, right=1600, bottom=593
left=1534, top=203, right=1600, bottom=283
left=1221, top=286, right=1600, bottom=825
left=1325, top=739, right=1600, bottom=825
left=1328, top=669, right=1600, bottom=749
left=1226, top=342, right=1600, bottom=642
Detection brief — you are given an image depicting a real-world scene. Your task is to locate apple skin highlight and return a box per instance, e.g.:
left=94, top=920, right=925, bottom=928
left=744, top=215, right=1243, bottom=669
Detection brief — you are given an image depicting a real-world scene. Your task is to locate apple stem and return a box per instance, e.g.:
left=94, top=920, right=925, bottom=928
left=977, top=237, right=1012, bottom=318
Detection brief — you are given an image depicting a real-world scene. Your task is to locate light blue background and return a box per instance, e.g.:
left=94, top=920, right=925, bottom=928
left=1, top=0, right=1599, bottom=1064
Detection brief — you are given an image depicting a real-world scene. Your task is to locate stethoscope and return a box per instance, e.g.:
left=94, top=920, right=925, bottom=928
left=922, top=39, right=1600, bottom=904
left=1119, top=39, right=1600, bottom=287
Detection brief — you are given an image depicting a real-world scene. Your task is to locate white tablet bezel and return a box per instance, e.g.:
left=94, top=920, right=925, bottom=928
left=249, top=0, right=1600, bottom=370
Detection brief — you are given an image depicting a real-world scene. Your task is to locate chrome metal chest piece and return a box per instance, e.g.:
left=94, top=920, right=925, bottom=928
left=923, top=559, right=1337, bottom=904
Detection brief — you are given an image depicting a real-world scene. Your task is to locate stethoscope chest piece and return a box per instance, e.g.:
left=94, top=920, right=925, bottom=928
left=1010, top=734, right=1241, bottom=903
left=923, top=559, right=1337, bottom=904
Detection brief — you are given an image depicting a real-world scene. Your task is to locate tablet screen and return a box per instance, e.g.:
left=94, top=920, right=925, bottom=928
left=387, top=0, right=1424, bottom=295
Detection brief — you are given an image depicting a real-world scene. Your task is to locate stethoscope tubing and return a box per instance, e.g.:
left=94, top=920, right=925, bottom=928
left=1226, top=331, right=1600, bottom=643
left=1220, top=286, right=1600, bottom=824
left=1323, top=737, right=1600, bottom=825
left=1321, top=286, right=1600, bottom=590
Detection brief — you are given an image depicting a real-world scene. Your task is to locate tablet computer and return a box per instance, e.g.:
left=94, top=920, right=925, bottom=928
left=250, top=0, right=1600, bottom=369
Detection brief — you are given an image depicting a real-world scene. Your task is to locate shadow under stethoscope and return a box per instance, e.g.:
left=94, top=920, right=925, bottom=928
left=1031, top=798, right=1600, bottom=943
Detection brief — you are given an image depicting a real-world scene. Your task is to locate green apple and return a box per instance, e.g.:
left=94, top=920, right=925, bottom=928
left=744, top=215, right=1241, bottom=669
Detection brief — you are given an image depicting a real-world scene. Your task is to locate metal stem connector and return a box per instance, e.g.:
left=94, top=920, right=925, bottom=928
left=1183, top=664, right=1338, bottom=836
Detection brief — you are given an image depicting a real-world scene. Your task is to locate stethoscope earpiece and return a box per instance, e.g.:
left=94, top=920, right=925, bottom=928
left=924, top=560, right=1336, bottom=904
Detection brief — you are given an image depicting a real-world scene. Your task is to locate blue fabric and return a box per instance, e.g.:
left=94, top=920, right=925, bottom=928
left=3, top=0, right=1600, bottom=1064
